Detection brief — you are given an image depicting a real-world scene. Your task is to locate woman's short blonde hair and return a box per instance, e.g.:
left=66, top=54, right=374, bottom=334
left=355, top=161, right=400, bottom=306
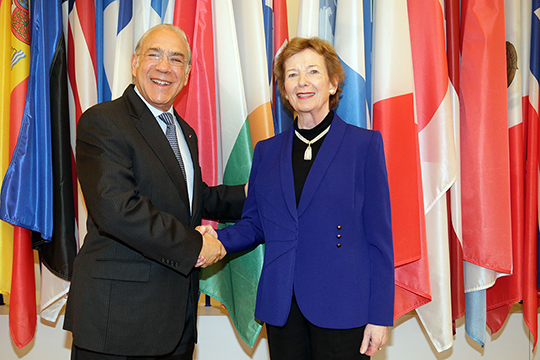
left=274, top=37, right=345, bottom=112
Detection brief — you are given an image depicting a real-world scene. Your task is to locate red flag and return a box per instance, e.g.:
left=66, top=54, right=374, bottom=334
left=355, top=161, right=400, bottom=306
left=445, top=0, right=465, bottom=331
left=459, top=0, right=512, bottom=344
left=460, top=0, right=512, bottom=278
left=174, top=0, right=217, bottom=187
left=372, top=0, right=430, bottom=319
left=273, top=0, right=288, bottom=57
left=444, top=0, right=465, bottom=326
left=9, top=228, right=34, bottom=349
left=485, top=0, right=526, bottom=336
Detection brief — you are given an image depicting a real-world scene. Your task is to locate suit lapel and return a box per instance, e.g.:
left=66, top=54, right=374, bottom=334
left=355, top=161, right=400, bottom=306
left=297, top=114, right=346, bottom=217
left=280, top=128, right=298, bottom=220
left=176, top=110, right=201, bottom=224
left=124, top=86, right=191, bottom=210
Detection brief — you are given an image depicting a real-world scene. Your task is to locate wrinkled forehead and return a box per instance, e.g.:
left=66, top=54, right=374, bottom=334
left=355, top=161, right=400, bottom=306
left=140, top=28, right=189, bottom=56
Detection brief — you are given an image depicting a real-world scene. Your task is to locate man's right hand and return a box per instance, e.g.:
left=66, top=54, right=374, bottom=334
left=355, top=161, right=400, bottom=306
left=195, top=227, right=226, bottom=268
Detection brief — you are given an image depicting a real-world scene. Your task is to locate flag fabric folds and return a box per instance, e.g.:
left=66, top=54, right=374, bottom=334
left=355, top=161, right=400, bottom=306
left=334, top=0, right=371, bottom=129
left=66, top=0, right=99, bottom=257
left=37, top=0, right=77, bottom=323
left=372, top=0, right=431, bottom=320
left=198, top=0, right=262, bottom=347
left=1, top=0, right=34, bottom=349
left=2, top=0, right=540, bottom=353
left=97, top=0, right=175, bottom=103
left=445, top=0, right=466, bottom=330
left=522, top=0, right=540, bottom=349
left=459, top=0, right=513, bottom=346
left=271, top=0, right=294, bottom=134
left=0, top=0, right=54, bottom=241
left=408, top=0, right=457, bottom=352
left=173, top=0, right=217, bottom=186
left=2, top=0, right=78, bottom=348
left=0, top=0, right=19, bottom=300
left=484, top=0, right=526, bottom=340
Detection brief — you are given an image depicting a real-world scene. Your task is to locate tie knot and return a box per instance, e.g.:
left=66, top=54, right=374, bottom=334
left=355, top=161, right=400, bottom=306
left=159, top=112, right=174, bottom=125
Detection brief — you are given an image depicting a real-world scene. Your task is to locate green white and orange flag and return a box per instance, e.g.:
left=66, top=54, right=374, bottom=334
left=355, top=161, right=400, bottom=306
left=232, top=0, right=274, bottom=146
left=199, top=0, right=273, bottom=347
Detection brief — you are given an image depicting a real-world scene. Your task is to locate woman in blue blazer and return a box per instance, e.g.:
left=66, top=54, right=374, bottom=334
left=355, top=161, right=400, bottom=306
left=202, top=37, right=394, bottom=359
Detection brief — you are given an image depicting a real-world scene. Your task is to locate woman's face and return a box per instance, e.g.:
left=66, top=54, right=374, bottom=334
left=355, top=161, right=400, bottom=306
left=284, top=48, right=336, bottom=124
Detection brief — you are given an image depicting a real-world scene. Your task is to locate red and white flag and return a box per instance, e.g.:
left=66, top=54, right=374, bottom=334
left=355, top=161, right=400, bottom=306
left=408, top=0, right=457, bottom=352
left=372, top=0, right=431, bottom=320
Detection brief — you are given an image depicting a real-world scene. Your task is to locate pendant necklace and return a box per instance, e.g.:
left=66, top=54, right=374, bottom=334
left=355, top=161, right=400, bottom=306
left=294, top=125, right=331, bottom=161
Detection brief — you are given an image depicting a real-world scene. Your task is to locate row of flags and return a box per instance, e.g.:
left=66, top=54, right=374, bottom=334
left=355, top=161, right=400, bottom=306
left=0, top=0, right=539, bottom=354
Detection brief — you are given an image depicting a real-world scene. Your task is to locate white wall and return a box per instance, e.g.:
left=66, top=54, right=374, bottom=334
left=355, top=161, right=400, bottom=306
left=1, top=302, right=538, bottom=360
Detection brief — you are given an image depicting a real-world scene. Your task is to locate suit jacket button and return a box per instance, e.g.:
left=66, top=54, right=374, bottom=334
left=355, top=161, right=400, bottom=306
left=337, top=243, right=342, bottom=248
left=337, top=225, right=342, bottom=230
left=337, top=234, right=341, bottom=239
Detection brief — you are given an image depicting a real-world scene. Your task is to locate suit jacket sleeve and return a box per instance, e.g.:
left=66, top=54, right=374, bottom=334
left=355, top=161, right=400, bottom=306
left=77, top=104, right=202, bottom=276
left=363, top=131, right=395, bottom=326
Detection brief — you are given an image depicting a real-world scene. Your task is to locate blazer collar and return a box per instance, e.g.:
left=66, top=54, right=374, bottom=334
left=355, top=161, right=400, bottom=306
left=280, top=112, right=347, bottom=218
left=123, top=85, right=191, bottom=212
left=280, top=128, right=298, bottom=221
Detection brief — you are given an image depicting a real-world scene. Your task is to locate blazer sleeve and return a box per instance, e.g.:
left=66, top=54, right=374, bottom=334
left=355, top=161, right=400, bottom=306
left=76, top=105, right=202, bottom=276
left=217, top=142, right=265, bottom=253
left=363, top=131, right=395, bottom=326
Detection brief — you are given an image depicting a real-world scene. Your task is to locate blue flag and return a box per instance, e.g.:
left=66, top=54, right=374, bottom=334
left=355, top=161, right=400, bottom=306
left=0, top=0, right=65, bottom=241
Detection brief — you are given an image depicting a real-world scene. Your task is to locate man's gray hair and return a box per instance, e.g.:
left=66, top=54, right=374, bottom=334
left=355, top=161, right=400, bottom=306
left=134, top=23, right=192, bottom=66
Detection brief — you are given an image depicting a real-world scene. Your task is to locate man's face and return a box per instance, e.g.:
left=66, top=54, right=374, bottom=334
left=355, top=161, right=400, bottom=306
left=131, top=28, right=191, bottom=112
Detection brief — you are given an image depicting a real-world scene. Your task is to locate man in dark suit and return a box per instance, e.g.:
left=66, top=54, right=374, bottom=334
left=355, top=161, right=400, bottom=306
left=63, top=24, right=246, bottom=360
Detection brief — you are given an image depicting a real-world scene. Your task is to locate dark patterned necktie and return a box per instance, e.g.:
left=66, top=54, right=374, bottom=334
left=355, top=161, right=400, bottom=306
left=158, top=112, right=187, bottom=183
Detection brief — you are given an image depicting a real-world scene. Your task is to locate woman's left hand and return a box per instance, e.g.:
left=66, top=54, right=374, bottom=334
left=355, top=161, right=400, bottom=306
left=359, top=324, right=388, bottom=356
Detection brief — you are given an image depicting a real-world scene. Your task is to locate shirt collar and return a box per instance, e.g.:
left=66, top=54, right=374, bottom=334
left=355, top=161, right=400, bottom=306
left=134, top=85, right=174, bottom=119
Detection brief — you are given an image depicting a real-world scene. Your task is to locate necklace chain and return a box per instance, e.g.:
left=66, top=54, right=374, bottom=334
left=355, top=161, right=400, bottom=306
left=294, top=126, right=331, bottom=161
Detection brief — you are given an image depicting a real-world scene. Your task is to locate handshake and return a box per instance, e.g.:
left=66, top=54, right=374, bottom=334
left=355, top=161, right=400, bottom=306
left=194, top=225, right=226, bottom=268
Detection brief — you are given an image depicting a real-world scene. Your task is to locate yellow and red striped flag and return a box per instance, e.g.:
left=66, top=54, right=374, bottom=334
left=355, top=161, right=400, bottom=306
left=0, top=0, right=15, bottom=301
left=0, top=0, right=35, bottom=349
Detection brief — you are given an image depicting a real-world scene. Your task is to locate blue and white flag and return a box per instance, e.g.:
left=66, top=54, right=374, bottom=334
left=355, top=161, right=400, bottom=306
left=334, top=0, right=371, bottom=129
left=296, top=0, right=371, bottom=129
left=96, top=0, right=175, bottom=102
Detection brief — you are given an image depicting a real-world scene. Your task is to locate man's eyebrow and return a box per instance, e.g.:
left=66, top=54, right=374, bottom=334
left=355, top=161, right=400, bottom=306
left=146, top=47, right=185, bottom=57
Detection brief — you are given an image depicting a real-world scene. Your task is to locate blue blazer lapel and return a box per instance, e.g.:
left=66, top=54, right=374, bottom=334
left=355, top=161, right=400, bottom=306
left=280, top=127, right=298, bottom=221
left=297, top=114, right=347, bottom=217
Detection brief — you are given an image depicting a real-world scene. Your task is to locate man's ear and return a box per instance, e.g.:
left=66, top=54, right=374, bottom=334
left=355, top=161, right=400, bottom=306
left=131, top=53, right=138, bottom=78
left=183, top=65, right=192, bottom=86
